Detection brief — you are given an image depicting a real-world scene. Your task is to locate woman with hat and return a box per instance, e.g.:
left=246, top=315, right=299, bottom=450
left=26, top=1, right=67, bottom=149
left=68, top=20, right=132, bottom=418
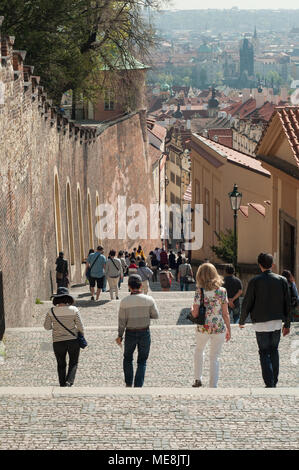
left=44, top=287, right=84, bottom=387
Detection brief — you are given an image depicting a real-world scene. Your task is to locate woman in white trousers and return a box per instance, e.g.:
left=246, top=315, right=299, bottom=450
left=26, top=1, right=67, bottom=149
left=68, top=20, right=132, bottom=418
left=191, top=263, right=231, bottom=388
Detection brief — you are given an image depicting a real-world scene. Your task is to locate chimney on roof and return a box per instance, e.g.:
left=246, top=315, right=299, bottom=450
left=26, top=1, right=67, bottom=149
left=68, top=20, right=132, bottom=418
left=242, top=88, right=251, bottom=103
left=162, top=102, right=167, bottom=112
left=254, top=88, right=265, bottom=109
left=280, top=87, right=288, bottom=102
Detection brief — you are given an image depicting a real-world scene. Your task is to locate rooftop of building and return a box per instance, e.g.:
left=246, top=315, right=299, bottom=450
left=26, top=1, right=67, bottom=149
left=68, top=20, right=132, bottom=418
left=192, top=134, right=271, bottom=177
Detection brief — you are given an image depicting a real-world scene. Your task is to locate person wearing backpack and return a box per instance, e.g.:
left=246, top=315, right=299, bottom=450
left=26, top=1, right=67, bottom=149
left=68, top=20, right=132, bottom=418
left=159, top=264, right=174, bottom=291
left=86, top=246, right=106, bottom=301
left=44, top=287, right=84, bottom=387
left=178, top=257, right=193, bottom=291
left=106, top=250, right=123, bottom=300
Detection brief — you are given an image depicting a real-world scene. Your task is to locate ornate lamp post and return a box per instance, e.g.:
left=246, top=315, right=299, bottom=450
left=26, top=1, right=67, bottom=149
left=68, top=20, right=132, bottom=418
left=228, top=184, right=242, bottom=269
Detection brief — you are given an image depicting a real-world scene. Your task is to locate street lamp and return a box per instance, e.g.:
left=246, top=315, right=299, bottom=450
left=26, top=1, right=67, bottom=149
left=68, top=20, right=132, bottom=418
left=228, top=184, right=242, bottom=269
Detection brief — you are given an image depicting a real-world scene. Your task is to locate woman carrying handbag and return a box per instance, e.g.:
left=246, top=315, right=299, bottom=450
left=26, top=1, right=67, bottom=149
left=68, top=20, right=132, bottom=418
left=44, top=287, right=85, bottom=387
left=190, top=263, right=231, bottom=388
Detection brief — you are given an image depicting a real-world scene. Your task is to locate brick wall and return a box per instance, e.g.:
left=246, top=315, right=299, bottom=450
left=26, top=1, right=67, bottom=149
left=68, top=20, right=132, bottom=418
left=0, top=33, right=159, bottom=327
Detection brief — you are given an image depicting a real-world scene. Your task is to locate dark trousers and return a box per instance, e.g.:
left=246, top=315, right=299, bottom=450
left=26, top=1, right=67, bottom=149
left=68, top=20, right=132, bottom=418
left=255, top=330, right=281, bottom=387
left=53, top=339, right=80, bottom=386
left=228, top=305, right=240, bottom=324
left=123, top=330, right=151, bottom=387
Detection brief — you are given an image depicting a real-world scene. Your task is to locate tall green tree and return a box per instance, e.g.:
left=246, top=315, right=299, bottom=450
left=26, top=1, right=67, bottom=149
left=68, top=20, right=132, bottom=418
left=0, top=0, right=167, bottom=104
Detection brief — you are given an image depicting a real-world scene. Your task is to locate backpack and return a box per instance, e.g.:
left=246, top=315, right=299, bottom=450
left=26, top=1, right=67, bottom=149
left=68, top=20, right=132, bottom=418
left=159, top=271, right=170, bottom=288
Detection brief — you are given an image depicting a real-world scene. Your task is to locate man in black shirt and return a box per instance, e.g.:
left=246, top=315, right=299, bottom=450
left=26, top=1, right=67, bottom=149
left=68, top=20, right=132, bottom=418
left=223, top=265, right=243, bottom=324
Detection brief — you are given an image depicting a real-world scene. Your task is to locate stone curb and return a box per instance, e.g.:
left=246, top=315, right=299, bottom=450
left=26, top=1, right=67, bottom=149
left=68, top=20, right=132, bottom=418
left=0, top=386, right=298, bottom=398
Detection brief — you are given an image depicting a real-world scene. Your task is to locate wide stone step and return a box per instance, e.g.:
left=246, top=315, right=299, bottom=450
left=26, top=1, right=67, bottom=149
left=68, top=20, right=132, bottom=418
left=2, top=324, right=298, bottom=388
left=0, top=387, right=298, bottom=450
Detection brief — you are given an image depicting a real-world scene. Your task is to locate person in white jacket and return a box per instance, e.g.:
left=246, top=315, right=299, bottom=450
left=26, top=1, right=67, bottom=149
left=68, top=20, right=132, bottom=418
left=105, top=250, right=123, bottom=300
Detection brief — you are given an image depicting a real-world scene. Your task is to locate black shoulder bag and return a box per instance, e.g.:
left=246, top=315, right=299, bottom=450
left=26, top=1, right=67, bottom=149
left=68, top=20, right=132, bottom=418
left=51, top=308, right=88, bottom=349
left=187, top=288, right=206, bottom=325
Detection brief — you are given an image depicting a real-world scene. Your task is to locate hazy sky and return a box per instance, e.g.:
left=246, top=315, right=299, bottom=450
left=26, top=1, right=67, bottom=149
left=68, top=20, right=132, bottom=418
left=168, top=0, right=299, bottom=9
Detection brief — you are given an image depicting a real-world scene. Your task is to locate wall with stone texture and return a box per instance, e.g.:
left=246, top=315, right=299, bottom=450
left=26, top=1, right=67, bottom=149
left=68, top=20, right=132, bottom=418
left=0, top=31, right=158, bottom=327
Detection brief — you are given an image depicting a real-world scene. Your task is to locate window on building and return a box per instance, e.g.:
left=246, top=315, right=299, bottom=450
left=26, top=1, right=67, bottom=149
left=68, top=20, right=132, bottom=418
left=204, top=188, right=210, bottom=224
left=215, top=199, right=220, bottom=235
left=176, top=175, right=181, bottom=187
left=176, top=155, right=181, bottom=167
left=104, top=90, right=115, bottom=110
left=176, top=197, right=181, bottom=206
left=170, top=152, right=175, bottom=163
left=170, top=192, right=175, bottom=204
left=195, top=179, right=200, bottom=204
left=170, top=172, right=175, bottom=183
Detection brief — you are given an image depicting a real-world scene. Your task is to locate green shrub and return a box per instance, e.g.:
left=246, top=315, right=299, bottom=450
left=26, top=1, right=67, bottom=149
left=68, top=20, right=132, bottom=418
left=211, top=229, right=235, bottom=264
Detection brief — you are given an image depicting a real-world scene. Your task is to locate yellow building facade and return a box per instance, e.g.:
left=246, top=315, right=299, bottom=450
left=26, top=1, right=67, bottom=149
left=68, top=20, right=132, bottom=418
left=190, top=134, right=272, bottom=266
left=256, top=106, right=299, bottom=280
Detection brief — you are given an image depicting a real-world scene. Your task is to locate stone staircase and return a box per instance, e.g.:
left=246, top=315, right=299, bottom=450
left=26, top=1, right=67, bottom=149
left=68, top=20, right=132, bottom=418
left=0, top=279, right=298, bottom=449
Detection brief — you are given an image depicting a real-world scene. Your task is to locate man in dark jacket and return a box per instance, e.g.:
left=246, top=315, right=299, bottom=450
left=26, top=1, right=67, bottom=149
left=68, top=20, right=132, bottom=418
left=223, top=265, right=243, bottom=324
left=240, top=253, right=291, bottom=388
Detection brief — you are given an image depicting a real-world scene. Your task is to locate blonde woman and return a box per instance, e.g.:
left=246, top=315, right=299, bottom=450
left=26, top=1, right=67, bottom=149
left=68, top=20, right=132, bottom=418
left=191, top=263, right=231, bottom=388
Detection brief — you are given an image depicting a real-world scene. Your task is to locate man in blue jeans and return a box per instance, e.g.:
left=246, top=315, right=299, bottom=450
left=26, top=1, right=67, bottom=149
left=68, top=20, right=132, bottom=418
left=240, top=253, right=291, bottom=388
left=116, top=274, right=159, bottom=387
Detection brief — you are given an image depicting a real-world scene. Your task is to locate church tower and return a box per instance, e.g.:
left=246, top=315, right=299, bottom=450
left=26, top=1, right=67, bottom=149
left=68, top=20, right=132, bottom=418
left=252, top=26, right=260, bottom=55
left=240, top=37, right=254, bottom=78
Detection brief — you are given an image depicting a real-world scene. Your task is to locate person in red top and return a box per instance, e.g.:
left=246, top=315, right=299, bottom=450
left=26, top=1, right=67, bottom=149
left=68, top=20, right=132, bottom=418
left=159, top=248, right=168, bottom=268
left=128, top=260, right=138, bottom=276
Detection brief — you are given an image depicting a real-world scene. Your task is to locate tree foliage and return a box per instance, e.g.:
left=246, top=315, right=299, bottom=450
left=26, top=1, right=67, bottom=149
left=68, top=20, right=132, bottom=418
left=211, top=229, right=235, bottom=264
left=0, top=0, right=168, bottom=104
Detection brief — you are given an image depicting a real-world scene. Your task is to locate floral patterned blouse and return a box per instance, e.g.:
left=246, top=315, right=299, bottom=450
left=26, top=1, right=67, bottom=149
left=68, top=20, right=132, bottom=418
left=193, top=287, right=228, bottom=334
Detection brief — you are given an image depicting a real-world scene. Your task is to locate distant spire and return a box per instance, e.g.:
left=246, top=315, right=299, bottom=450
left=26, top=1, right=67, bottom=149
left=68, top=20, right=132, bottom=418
left=254, top=26, right=257, bottom=38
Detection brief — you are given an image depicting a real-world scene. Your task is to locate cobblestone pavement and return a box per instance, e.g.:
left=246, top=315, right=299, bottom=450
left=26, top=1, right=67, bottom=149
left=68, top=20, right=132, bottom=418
left=1, top=279, right=298, bottom=450
left=0, top=392, right=298, bottom=450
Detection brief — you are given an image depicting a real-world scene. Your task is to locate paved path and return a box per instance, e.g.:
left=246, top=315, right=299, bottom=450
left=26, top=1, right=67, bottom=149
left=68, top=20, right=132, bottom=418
left=0, top=279, right=298, bottom=450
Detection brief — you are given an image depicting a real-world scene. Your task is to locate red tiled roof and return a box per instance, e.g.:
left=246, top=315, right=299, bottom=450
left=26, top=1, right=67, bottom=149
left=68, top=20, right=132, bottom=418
left=256, top=106, right=299, bottom=165
left=195, top=135, right=271, bottom=176
left=248, top=203, right=266, bottom=217
left=256, top=102, right=275, bottom=122
left=148, top=144, right=162, bottom=164
left=276, top=107, right=299, bottom=163
left=208, top=129, right=233, bottom=148
left=240, top=206, right=249, bottom=217
left=150, top=123, right=167, bottom=142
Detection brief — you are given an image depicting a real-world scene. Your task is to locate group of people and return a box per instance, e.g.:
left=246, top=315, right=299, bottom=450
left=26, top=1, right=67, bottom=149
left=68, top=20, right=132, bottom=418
left=49, top=251, right=294, bottom=390
left=54, top=245, right=196, bottom=300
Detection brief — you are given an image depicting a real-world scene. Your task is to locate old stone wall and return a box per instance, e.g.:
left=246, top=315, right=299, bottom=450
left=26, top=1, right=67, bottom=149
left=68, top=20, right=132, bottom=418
left=0, top=32, right=158, bottom=327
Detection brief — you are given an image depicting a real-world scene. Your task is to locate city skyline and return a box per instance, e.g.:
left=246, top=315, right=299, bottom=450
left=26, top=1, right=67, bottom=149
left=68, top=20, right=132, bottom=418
left=168, top=0, right=299, bottom=10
